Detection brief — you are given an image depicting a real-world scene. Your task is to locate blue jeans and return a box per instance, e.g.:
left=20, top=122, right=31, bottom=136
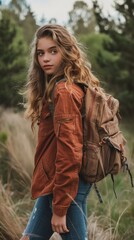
left=22, top=178, right=92, bottom=240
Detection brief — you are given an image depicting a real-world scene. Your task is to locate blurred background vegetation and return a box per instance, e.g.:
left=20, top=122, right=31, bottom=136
left=0, top=0, right=134, bottom=115
left=0, top=0, right=134, bottom=239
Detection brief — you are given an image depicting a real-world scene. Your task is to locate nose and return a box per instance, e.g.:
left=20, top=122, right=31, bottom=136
left=43, top=53, right=50, bottom=62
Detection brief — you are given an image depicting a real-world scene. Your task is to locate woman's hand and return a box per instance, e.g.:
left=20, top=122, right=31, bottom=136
left=51, top=213, right=69, bottom=234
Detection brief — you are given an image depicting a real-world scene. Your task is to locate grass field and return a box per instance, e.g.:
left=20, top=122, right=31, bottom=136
left=0, top=108, right=134, bottom=240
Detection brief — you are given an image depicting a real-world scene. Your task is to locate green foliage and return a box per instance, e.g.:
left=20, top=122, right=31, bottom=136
left=0, top=131, right=8, bottom=184
left=0, top=10, right=28, bottom=107
left=9, top=0, right=28, bottom=17
left=68, top=0, right=96, bottom=35
left=21, top=6, right=38, bottom=45
left=8, top=0, right=38, bottom=45
left=79, top=33, right=119, bottom=88
left=93, top=0, right=134, bottom=116
left=0, top=131, right=8, bottom=144
left=0, top=0, right=38, bottom=108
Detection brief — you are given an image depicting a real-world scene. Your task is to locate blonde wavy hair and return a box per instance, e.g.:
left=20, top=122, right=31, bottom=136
left=24, top=24, right=100, bottom=128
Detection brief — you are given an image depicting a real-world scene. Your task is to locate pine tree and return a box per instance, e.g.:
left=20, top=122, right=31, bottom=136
left=68, top=0, right=96, bottom=35
left=21, top=6, right=38, bottom=45
left=93, top=0, right=134, bottom=116
left=0, top=11, right=27, bottom=107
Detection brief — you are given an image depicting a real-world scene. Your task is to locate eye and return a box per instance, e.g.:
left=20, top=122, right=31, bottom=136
left=50, top=49, right=57, bottom=55
left=37, top=51, right=44, bottom=56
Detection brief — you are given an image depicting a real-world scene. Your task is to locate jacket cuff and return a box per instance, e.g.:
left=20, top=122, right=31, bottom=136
left=52, top=204, right=68, bottom=216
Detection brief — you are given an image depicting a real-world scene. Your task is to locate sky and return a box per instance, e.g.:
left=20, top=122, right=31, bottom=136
left=3, top=0, right=116, bottom=25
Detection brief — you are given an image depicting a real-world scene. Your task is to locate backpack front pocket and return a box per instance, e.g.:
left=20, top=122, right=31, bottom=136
left=81, top=143, right=100, bottom=183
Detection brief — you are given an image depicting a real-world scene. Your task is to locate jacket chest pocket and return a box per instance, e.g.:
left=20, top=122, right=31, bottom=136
left=54, top=114, right=76, bottom=137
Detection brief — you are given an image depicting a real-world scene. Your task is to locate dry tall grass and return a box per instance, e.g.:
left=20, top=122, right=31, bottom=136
left=0, top=108, right=133, bottom=240
left=0, top=181, right=116, bottom=240
left=0, top=181, right=23, bottom=240
left=0, top=107, right=36, bottom=176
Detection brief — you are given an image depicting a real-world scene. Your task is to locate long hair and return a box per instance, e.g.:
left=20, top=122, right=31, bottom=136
left=24, top=24, right=100, bottom=128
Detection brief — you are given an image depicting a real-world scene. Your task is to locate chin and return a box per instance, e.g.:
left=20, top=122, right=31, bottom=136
left=45, top=71, right=54, bottom=75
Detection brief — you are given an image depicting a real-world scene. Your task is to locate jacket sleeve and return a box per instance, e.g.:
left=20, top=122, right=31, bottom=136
left=52, top=83, right=84, bottom=216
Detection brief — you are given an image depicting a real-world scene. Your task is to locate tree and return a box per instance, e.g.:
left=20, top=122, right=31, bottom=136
left=0, top=10, right=27, bottom=107
left=21, top=6, right=38, bottom=45
left=79, top=33, right=118, bottom=89
left=8, top=0, right=38, bottom=45
left=93, top=0, right=134, bottom=116
left=9, top=0, right=28, bottom=18
left=68, top=0, right=96, bottom=35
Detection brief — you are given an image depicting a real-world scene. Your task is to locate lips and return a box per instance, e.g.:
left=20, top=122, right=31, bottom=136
left=43, top=65, right=53, bottom=69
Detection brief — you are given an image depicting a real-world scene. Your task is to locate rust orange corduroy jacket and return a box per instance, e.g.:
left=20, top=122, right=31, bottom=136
left=31, top=81, right=84, bottom=216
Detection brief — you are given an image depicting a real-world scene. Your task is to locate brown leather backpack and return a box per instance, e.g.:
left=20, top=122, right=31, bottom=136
left=79, top=83, right=133, bottom=201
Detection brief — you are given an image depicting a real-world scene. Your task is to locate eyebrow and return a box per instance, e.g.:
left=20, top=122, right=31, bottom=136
left=37, top=46, right=57, bottom=51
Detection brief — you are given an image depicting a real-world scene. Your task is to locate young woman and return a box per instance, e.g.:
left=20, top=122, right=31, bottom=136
left=21, top=24, right=100, bottom=240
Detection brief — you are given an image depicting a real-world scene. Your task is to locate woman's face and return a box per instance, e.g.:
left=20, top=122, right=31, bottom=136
left=37, top=36, right=63, bottom=76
